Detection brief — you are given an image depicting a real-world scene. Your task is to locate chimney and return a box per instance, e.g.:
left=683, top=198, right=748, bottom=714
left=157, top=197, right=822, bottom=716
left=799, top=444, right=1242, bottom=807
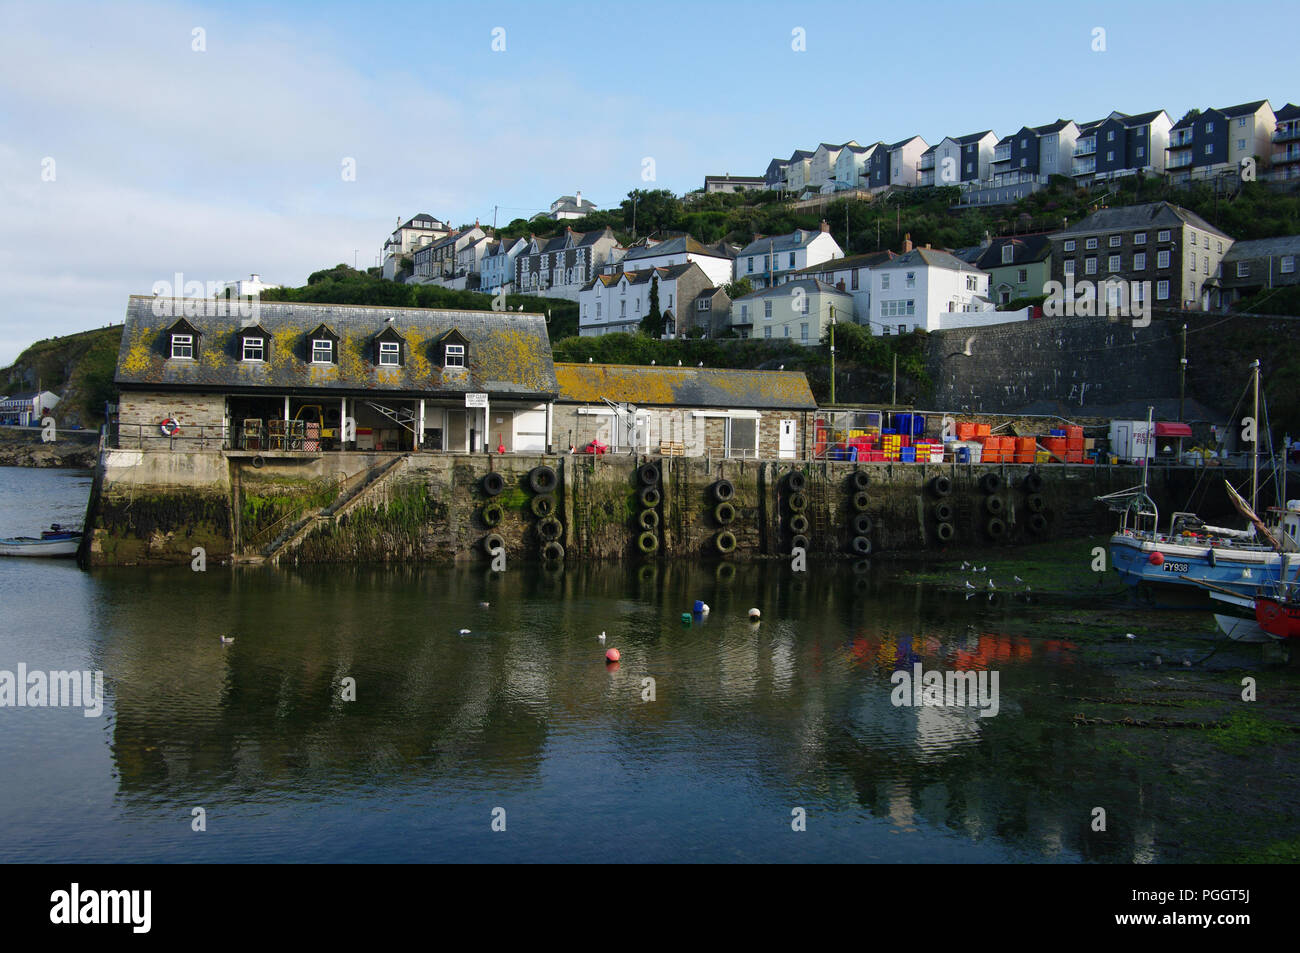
left=250, top=274, right=260, bottom=282
left=981, top=230, right=992, bottom=248
left=754, top=232, right=763, bottom=242
left=576, top=189, right=582, bottom=205
left=903, top=233, right=913, bottom=253
left=820, top=219, right=830, bottom=233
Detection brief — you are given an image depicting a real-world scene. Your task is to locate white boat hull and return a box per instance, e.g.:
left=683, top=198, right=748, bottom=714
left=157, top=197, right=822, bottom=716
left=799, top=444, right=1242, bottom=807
left=0, top=537, right=80, bottom=557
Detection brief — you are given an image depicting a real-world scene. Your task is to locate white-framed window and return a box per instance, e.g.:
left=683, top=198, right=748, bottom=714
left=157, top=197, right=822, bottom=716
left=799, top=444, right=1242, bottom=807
left=740, top=304, right=748, bottom=321
left=1017, top=268, right=1027, bottom=283
left=800, top=322, right=809, bottom=341
left=1217, top=241, right=1223, bottom=253
left=1205, top=144, right=1214, bottom=155
left=1237, top=139, right=1247, bottom=151
left=1106, top=151, right=1114, bottom=162
left=1063, top=259, right=1075, bottom=276
left=1190, top=233, right=1198, bottom=246
left=1064, top=239, right=1076, bottom=252
left=1107, top=130, right=1115, bottom=141
left=881, top=299, right=915, bottom=317
left=1085, top=238, right=1098, bottom=249
left=1085, top=257, right=1097, bottom=275
left=596, top=302, right=602, bottom=318
left=1282, top=256, right=1296, bottom=274
left=311, top=339, right=333, bottom=363
left=1157, top=280, right=1169, bottom=299
left=1108, top=255, right=1121, bottom=272
left=1158, top=230, right=1171, bottom=242
left=379, top=341, right=400, bottom=366
left=1158, top=250, right=1171, bottom=268
left=1203, top=256, right=1209, bottom=274
left=1137, top=146, right=1145, bottom=158
left=1134, top=232, right=1146, bottom=245
left=764, top=300, right=772, bottom=319
left=1205, top=121, right=1215, bottom=133
left=242, top=337, right=264, bottom=362
left=800, top=295, right=809, bottom=315
left=1002, top=245, right=1014, bottom=264
left=747, top=256, right=754, bottom=273
left=783, top=326, right=790, bottom=337
left=763, top=326, right=771, bottom=338
left=898, top=324, right=906, bottom=334
left=906, top=271, right=916, bottom=288
left=788, top=252, right=795, bottom=268
left=1109, top=235, right=1122, bottom=247
left=881, top=273, right=891, bottom=289
left=444, top=343, right=465, bottom=368
left=1237, top=261, right=1250, bottom=277
left=170, top=334, right=193, bottom=360
left=725, top=416, right=758, bottom=458
left=1134, top=253, right=1146, bottom=270
left=1238, top=117, right=1247, bottom=127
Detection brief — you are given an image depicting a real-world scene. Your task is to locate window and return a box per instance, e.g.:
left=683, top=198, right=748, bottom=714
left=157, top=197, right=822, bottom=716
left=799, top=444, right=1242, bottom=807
left=800, top=294, right=809, bottom=314
left=1106, top=151, right=1114, bottom=162
left=1109, top=235, right=1121, bottom=247
left=1205, top=144, right=1214, bottom=155
left=726, top=417, right=757, bottom=458
left=1237, top=261, right=1250, bottom=277
left=1107, top=130, right=1115, bottom=141
left=1085, top=238, right=1098, bottom=249
left=1203, top=256, right=1209, bottom=274
left=1133, top=253, right=1146, bottom=270
left=1002, top=245, right=1014, bottom=264
left=747, top=256, right=754, bottom=273
left=596, top=302, right=601, bottom=318
left=1085, top=257, right=1097, bottom=275
left=881, top=273, right=891, bottom=289
left=898, top=324, right=906, bottom=335
left=1137, top=146, right=1145, bottom=158
left=1063, top=260, right=1075, bottom=275
left=788, top=252, right=795, bottom=268
left=905, top=271, right=916, bottom=288
left=242, top=337, right=264, bottom=362
left=1064, top=239, right=1076, bottom=252
left=1205, top=121, right=1215, bottom=133
left=1238, top=117, right=1247, bottom=127
left=1237, top=139, right=1247, bottom=151
left=783, top=326, right=790, bottom=337
left=1134, top=232, right=1146, bottom=245
left=800, top=322, right=809, bottom=341
left=763, top=326, right=771, bottom=339
left=1108, top=255, right=1121, bottom=272
left=697, top=297, right=710, bottom=311
left=1283, top=256, right=1296, bottom=274
left=1017, top=268, right=1027, bottom=283
left=764, top=300, right=772, bottom=319
left=1157, top=280, right=1170, bottom=299
left=170, top=334, right=193, bottom=359
left=763, top=255, right=770, bottom=272
left=881, top=299, right=915, bottom=317
left=1158, top=230, right=1171, bottom=242
left=740, top=304, right=748, bottom=321
left=311, top=339, right=333, bottom=363
left=378, top=341, right=400, bottom=366
left=1157, top=250, right=1171, bottom=268
left=851, top=270, right=859, bottom=291
left=444, top=343, right=465, bottom=368
left=1217, top=241, right=1223, bottom=253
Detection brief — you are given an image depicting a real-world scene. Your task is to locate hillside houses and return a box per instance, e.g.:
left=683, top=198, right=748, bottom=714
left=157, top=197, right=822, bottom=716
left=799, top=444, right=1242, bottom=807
left=514, top=227, right=622, bottom=301
left=735, top=223, right=844, bottom=290
left=578, top=262, right=715, bottom=338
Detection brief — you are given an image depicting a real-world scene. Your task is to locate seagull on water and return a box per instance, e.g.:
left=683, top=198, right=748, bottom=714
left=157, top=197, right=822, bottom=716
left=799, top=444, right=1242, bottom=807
left=599, top=631, right=606, bottom=644
left=459, top=628, right=472, bottom=635
left=479, top=601, right=490, bottom=608
left=220, top=636, right=235, bottom=645
left=961, top=561, right=970, bottom=570
left=965, top=580, right=976, bottom=589
left=987, top=578, right=996, bottom=590
left=1014, top=575, right=1024, bottom=584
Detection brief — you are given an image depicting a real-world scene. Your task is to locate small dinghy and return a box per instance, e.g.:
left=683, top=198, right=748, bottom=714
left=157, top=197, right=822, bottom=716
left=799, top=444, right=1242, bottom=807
left=0, top=524, right=83, bottom=558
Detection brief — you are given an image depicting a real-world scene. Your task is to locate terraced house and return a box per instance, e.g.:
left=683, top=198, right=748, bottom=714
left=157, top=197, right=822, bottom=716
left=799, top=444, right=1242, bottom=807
left=1166, top=100, right=1275, bottom=184
left=578, top=262, right=714, bottom=338
left=735, top=222, right=843, bottom=290
left=514, top=226, right=622, bottom=302
left=113, top=297, right=559, bottom=454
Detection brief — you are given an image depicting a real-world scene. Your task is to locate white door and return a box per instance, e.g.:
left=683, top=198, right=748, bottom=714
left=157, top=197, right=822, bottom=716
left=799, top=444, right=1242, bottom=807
left=779, top=419, right=796, bottom=459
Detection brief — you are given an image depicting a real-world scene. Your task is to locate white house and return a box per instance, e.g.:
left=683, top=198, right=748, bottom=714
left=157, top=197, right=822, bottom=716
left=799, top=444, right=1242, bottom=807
left=578, top=262, right=714, bottom=338
left=730, top=279, right=855, bottom=344
left=480, top=237, right=527, bottom=294
left=867, top=238, right=1000, bottom=334
left=809, top=141, right=858, bottom=191
left=221, top=274, right=280, bottom=297
left=834, top=142, right=879, bottom=190
left=381, top=213, right=450, bottom=279
left=515, top=227, right=622, bottom=302
left=612, top=235, right=735, bottom=288
left=735, top=223, right=844, bottom=290
left=548, top=192, right=597, bottom=220
left=455, top=234, right=495, bottom=281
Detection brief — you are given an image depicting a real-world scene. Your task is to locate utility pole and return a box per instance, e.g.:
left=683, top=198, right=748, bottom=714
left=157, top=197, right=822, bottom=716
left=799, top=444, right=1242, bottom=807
left=632, top=194, right=638, bottom=240
left=845, top=202, right=850, bottom=251
left=829, top=304, right=836, bottom=405
left=493, top=205, right=498, bottom=230
left=892, top=352, right=897, bottom=407
left=1179, top=323, right=1187, bottom=460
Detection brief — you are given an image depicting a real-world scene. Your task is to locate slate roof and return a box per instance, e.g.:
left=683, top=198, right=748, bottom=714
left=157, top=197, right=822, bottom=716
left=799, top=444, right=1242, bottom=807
left=1275, top=103, right=1300, bottom=121
left=790, top=250, right=896, bottom=276
left=1221, top=235, right=1300, bottom=262
left=1032, top=119, right=1073, bottom=134
left=876, top=248, right=982, bottom=272
left=554, top=363, right=816, bottom=410
left=1050, top=201, right=1232, bottom=239
left=622, top=235, right=735, bottom=262
left=972, top=234, right=1053, bottom=269
left=955, top=130, right=994, bottom=143
left=114, top=297, right=558, bottom=398
left=733, top=278, right=853, bottom=301
left=737, top=229, right=831, bottom=257
left=1220, top=99, right=1270, bottom=118
left=1123, top=109, right=1166, bottom=126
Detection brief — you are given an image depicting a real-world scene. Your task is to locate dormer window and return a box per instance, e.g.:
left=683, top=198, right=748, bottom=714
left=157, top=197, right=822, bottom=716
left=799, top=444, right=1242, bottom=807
left=445, top=344, right=465, bottom=368
left=312, top=339, right=334, bottom=364
left=1001, top=245, right=1014, bottom=264
left=379, top=341, right=400, bottom=366
left=242, top=337, right=265, bottom=362
left=171, top=334, right=193, bottom=359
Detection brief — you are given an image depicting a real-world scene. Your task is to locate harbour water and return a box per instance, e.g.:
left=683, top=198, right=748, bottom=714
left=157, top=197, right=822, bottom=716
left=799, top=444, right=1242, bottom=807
left=1, top=466, right=1297, bottom=863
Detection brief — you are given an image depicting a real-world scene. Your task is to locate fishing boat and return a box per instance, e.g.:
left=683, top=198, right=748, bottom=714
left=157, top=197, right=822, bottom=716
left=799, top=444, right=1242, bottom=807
left=1103, top=363, right=1300, bottom=599
left=0, top=524, right=83, bottom=558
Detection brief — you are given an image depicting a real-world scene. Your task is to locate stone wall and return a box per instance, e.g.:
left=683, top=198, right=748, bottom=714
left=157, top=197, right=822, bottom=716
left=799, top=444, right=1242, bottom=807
left=117, top=391, right=227, bottom=449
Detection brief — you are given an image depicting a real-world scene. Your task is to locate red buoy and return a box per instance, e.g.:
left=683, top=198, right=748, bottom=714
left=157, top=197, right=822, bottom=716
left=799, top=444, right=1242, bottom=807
left=605, top=648, right=620, bottom=663
left=1149, top=551, right=1165, bottom=566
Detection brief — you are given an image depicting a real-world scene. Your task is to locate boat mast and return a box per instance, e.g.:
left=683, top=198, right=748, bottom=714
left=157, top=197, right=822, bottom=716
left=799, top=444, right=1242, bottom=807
left=1251, top=359, right=1260, bottom=512
left=1142, top=405, right=1153, bottom=494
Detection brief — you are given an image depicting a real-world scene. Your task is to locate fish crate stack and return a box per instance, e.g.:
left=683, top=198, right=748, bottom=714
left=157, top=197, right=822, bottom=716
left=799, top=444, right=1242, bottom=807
left=946, top=418, right=1097, bottom=465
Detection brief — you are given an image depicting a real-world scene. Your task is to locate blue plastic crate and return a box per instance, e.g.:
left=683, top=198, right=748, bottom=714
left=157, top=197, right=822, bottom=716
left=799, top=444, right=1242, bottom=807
left=1050, top=428, right=1066, bottom=437
left=882, top=428, right=897, bottom=436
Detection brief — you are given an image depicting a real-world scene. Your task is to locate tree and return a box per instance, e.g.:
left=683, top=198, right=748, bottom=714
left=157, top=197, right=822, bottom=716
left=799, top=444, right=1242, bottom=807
left=723, top=277, right=753, bottom=300
left=642, top=274, right=664, bottom=338
left=622, top=189, right=682, bottom=236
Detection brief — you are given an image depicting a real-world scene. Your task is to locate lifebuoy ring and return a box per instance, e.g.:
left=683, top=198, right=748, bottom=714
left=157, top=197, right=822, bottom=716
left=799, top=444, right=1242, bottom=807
left=160, top=417, right=181, bottom=437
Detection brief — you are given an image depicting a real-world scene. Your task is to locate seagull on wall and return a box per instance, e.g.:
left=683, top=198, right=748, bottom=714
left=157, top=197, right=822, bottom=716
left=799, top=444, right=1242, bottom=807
left=946, top=334, right=976, bottom=359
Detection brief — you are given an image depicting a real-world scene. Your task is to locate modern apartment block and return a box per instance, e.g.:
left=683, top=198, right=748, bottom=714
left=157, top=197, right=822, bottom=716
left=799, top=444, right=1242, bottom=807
left=1071, top=110, right=1172, bottom=184
left=1166, top=100, right=1275, bottom=184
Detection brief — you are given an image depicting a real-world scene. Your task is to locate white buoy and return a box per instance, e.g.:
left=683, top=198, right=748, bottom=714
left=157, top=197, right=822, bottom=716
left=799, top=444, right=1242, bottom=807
left=700, top=603, right=710, bottom=615
left=599, top=631, right=606, bottom=644
left=748, top=608, right=761, bottom=621
left=220, top=636, right=234, bottom=645
left=459, top=629, right=471, bottom=635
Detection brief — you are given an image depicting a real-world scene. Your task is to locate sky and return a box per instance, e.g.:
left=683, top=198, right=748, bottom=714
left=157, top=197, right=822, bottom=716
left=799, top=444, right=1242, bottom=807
left=1, top=0, right=1297, bottom=364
